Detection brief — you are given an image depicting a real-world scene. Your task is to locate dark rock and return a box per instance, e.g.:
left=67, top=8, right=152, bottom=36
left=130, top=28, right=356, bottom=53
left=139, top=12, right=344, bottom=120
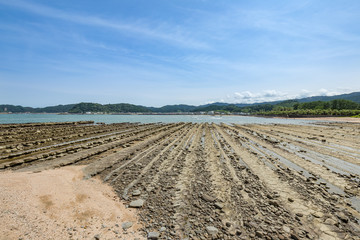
left=255, top=231, right=263, bottom=238
left=269, top=200, right=280, bottom=207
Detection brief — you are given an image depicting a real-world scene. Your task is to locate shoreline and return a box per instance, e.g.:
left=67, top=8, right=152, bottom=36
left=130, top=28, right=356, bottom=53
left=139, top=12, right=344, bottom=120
left=273, top=116, right=360, bottom=123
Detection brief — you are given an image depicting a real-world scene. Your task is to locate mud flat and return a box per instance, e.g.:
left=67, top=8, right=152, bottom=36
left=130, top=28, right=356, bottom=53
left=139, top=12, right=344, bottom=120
left=0, top=121, right=359, bottom=239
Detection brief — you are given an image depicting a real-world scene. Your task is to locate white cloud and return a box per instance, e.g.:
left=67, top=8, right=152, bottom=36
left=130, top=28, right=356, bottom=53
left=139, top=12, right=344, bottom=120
left=234, top=90, right=288, bottom=103
left=0, top=0, right=207, bottom=49
left=318, top=88, right=338, bottom=96
left=229, top=88, right=352, bottom=104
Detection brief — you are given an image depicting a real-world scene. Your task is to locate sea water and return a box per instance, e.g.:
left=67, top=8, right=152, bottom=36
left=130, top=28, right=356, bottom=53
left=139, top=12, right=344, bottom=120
left=0, top=113, right=318, bottom=125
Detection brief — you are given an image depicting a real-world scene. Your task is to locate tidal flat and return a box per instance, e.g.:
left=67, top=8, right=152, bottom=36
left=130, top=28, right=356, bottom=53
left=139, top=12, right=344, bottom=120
left=0, top=121, right=359, bottom=239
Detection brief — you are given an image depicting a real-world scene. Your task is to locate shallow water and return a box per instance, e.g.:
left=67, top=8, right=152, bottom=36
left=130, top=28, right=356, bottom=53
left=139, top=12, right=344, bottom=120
left=0, top=113, right=318, bottom=125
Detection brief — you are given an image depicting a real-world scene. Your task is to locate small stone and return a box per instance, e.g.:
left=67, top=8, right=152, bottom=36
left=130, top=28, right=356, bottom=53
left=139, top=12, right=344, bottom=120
left=132, top=190, right=141, bottom=196
left=225, top=222, right=231, bottom=228
left=214, top=202, right=224, bottom=209
left=94, top=234, right=100, bottom=240
left=269, top=200, right=280, bottom=207
left=288, top=197, right=294, bottom=202
left=255, top=231, right=263, bottom=238
left=206, top=226, right=218, bottom=235
left=159, top=227, right=166, bottom=232
left=296, top=213, right=303, bottom=217
left=312, top=212, right=323, bottom=218
left=336, top=212, right=348, bottom=223
left=290, top=233, right=299, bottom=240
left=121, top=222, right=133, bottom=230
left=129, top=199, right=144, bottom=208
left=148, top=231, right=160, bottom=239
left=202, top=194, right=216, bottom=202
left=282, top=226, right=291, bottom=233
left=324, top=218, right=337, bottom=225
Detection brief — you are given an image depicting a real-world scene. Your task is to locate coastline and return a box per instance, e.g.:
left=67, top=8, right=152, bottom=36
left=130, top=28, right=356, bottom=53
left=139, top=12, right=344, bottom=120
left=273, top=116, right=360, bottom=123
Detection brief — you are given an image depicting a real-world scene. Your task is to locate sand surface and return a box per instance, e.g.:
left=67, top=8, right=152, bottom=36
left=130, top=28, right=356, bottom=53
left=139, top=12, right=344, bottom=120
left=287, top=117, right=360, bottom=123
left=1, top=122, right=359, bottom=239
left=0, top=166, right=143, bottom=240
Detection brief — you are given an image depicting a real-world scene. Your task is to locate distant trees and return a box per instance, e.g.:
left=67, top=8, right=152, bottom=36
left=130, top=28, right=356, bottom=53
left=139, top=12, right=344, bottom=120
left=68, top=103, right=151, bottom=113
left=1, top=99, right=360, bottom=116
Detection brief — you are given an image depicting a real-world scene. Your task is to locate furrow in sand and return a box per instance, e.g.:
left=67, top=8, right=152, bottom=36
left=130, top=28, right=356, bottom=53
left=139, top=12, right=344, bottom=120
left=215, top=124, right=351, bottom=240
left=2, top=122, right=360, bottom=239
left=210, top=125, right=312, bottom=239
left=110, top=124, right=192, bottom=200
left=1, top=123, right=162, bottom=170
left=15, top=123, right=176, bottom=173
left=269, top=123, right=360, bottom=150
left=0, top=122, right=144, bottom=158
left=238, top=124, right=360, bottom=177
left=120, top=124, right=194, bottom=198
left=82, top=123, right=186, bottom=178
left=134, top=124, right=201, bottom=239
left=252, top=124, right=360, bottom=166
left=226, top=124, right=360, bottom=222
left=230, top=124, right=359, bottom=199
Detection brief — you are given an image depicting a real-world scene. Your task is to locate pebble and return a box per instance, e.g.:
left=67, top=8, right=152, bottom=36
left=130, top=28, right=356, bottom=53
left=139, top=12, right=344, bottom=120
left=94, top=234, right=100, bottom=240
left=132, top=189, right=141, bottom=196
left=122, top=222, right=133, bottom=230
left=129, top=199, right=145, bottom=208
left=255, top=231, right=263, bottom=238
left=336, top=212, right=348, bottom=223
left=214, top=202, right=224, bottom=209
left=324, top=218, right=337, bottom=225
left=201, top=194, right=216, bottom=202
left=269, top=200, right=280, bottom=207
left=282, top=226, right=291, bottom=233
left=206, top=226, right=218, bottom=235
left=148, top=231, right=160, bottom=239
left=312, top=211, right=323, bottom=218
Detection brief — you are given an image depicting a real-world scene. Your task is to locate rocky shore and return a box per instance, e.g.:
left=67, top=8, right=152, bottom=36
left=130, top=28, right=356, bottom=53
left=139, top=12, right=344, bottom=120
left=0, top=121, right=359, bottom=239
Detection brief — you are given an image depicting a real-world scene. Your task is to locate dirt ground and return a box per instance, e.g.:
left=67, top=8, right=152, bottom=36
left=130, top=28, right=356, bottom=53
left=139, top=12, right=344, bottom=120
left=0, top=166, right=143, bottom=240
left=0, top=121, right=359, bottom=239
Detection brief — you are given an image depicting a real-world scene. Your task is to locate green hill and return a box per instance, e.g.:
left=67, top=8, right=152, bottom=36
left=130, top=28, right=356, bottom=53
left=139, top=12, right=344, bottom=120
left=1, top=91, right=360, bottom=114
left=68, top=102, right=151, bottom=113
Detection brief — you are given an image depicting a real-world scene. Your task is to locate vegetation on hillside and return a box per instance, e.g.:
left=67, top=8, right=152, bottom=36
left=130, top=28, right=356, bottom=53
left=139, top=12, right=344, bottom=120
left=0, top=104, right=75, bottom=113
left=1, top=91, right=360, bottom=117
left=68, top=102, right=151, bottom=113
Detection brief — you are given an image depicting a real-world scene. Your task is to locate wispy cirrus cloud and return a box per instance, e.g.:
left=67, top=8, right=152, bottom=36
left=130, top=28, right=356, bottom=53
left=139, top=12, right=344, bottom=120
left=0, top=0, right=208, bottom=49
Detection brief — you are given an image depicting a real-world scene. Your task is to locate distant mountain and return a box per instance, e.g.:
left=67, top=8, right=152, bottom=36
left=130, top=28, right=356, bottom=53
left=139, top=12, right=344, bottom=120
left=295, top=91, right=360, bottom=103
left=1, top=91, right=359, bottom=113
left=33, top=104, right=76, bottom=113
left=0, top=104, right=75, bottom=113
left=68, top=102, right=151, bottom=113
left=148, top=104, right=197, bottom=113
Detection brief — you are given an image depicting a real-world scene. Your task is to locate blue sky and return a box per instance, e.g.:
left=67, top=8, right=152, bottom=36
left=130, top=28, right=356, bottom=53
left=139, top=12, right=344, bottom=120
left=0, top=0, right=360, bottom=107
